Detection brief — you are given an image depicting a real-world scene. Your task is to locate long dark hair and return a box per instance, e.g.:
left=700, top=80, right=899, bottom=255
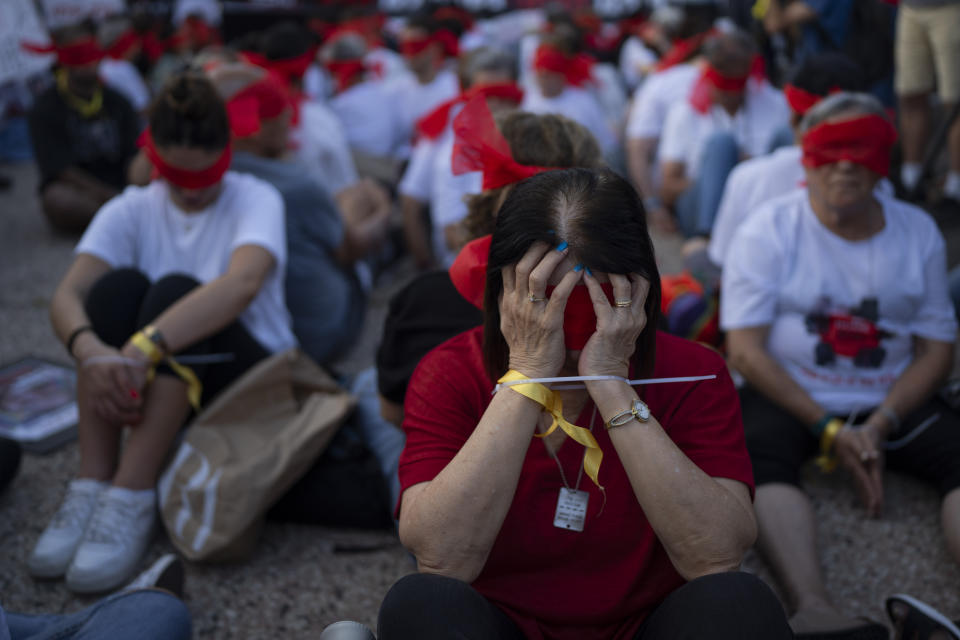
left=481, top=168, right=662, bottom=381
left=149, top=72, right=229, bottom=151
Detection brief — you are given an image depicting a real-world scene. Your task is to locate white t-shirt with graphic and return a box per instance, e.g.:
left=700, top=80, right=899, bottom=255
left=658, top=82, right=789, bottom=180
left=76, top=172, right=296, bottom=354
left=721, top=189, right=957, bottom=413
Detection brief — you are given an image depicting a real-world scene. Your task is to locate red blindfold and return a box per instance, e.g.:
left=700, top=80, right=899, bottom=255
left=325, top=60, right=367, bottom=93
left=416, top=82, right=524, bottom=140
left=451, top=95, right=557, bottom=191
left=801, top=114, right=897, bottom=177
left=242, top=49, right=316, bottom=84
left=688, top=64, right=752, bottom=114
left=532, top=45, right=593, bottom=87
left=401, top=29, right=459, bottom=58
left=139, top=129, right=231, bottom=190
left=784, top=84, right=840, bottom=116
left=224, top=77, right=290, bottom=138
left=450, top=235, right=614, bottom=350
left=22, top=38, right=104, bottom=67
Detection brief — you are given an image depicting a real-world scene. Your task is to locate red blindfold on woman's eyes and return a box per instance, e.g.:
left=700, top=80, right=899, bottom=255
left=138, top=129, right=232, bottom=190
left=449, top=235, right=615, bottom=351
left=801, top=114, right=898, bottom=177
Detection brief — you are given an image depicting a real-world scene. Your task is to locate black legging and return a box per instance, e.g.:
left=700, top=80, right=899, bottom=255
left=84, top=269, right=269, bottom=405
left=377, top=572, right=793, bottom=640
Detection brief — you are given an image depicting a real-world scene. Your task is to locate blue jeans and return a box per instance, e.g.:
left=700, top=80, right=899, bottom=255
left=348, top=367, right=406, bottom=512
left=675, top=132, right=740, bottom=237
left=3, top=589, right=191, bottom=640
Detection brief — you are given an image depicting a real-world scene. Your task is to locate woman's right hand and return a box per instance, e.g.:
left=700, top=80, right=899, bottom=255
left=76, top=338, right=145, bottom=426
left=500, top=241, right=582, bottom=378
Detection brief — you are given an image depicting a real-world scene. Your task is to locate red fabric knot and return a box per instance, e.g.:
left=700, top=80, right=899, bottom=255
left=801, top=114, right=898, bottom=177
left=224, top=75, right=290, bottom=138
left=784, top=84, right=841, bottom=116
left=22, top=38, right=104, bottom=67
left=451, top=95, right=558, bottom=191
left=138, top=129, right=232, bottom=189
left=655, top=29, right=716, bottom=72
left=416, top=82, right=524, bottom=141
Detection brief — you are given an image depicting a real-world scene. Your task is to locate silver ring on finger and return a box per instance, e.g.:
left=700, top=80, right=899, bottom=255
left=614, top=298, right=632, bottom=308
left=528, top=293, right=547, bottom=303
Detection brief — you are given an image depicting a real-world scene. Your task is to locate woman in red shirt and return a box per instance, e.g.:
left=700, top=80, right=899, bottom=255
left=377, top=168, right=792, bottom=639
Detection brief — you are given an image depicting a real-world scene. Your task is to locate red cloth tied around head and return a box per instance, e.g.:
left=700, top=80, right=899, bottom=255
left=801, top=114, right=898, bottom=177
left=401, top=30, right=458, bottom=58
left=106, top=30, right=139, bottom=60
left=449, top=234, right=614, bottom=349
left=224, top=76, right=290, bottom=138
left=138, top=129, right=231, bottom=189
left=655, top=29, right=716, bottom=72
left=784, top=84, right=841, bottom=116
left=688, top=64, right=753, bottom=114
left=532, top=45, right=593, bottom=87
left=451, top=95, right=558, bottom=191
left=22, top=38, right=104, bottom=67
left=242, top=49, right=316, bottom=84
left=416, top=82, right=524, bottom=141
left=325, top=60, right=367, bottom=93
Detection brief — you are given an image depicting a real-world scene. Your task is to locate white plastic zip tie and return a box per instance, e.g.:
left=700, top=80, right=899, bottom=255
left=493, top=374, right=717, bottom=394
left=884, top=412, right=940, bottom=451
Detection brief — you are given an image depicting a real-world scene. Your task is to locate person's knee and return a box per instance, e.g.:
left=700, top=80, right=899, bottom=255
left=378, top=573, right=471, bottom=633
left=681, top=572, right=790, bottom=634
left=138, top=274, right=201, bottom=322
left=41, top=181, right=99, bottom=233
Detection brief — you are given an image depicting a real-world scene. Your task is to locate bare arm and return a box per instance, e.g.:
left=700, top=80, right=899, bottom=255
left=60, top=167, right=119, bottom=203
left=335, top=179, right=391, bottom=266
left=659, top=161, right=692, bottom=207
left=626, top=137, right=659, bottom=201
left=581, top=273, right=756, bottom=580
left=727, top=325, right=824, bottom=426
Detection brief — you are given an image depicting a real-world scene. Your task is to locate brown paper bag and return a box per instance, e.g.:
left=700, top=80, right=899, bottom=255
left=158, top=349, right=354, bottom=562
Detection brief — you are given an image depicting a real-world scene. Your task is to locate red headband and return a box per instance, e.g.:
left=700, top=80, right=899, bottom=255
left=801, top=114, right=898, bottom=177
left=106, top=30, right=139, bottom=60
left=784, top=84, right=840, bottom=116
left=242, top=49, right=316, bottom=84
left=22, top=38, right=104, bottom=67
left=400, top=30, right=458, bottom=58
left=139, top=129, right=231, bottom=189
left=449, top=234, right=614, bottom=350
left=655, top=29, right=716, bottom=72
left=417, top=82, right=524, bottom=140
left=325, top=60, right=368, bottom=93
left=225, top=76, right=290, bottom=138
left=451, top=95, right=558, bottom=191
left=532, top=45, right=593, bottom=87
left=689, top=61, right=762, bottom=114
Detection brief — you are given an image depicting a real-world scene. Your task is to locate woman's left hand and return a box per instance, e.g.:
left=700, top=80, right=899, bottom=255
left=119, top=341, right=151, bottom=399
left=579, top=272, right=650, bottom=378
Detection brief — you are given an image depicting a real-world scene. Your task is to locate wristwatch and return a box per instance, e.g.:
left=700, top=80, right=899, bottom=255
left=606, top=399, right=651, bottom=430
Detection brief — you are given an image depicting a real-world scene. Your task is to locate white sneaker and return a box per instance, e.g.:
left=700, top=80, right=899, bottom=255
left=28, top=478, right=106, bottom=578
left=65, top=486, right=157, bottom=594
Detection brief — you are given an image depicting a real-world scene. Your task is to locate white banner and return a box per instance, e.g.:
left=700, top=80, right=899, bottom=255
left=41, top=0, right=126, bottom=30
left=0, top=0, right=54, bottom=85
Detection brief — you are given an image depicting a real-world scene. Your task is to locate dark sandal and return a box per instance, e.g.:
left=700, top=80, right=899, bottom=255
left=794, top=620, right=890, bottom=640
left=885, top=594, right=960, bottom=640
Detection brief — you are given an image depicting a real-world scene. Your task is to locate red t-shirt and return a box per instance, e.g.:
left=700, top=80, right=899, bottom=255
left=398, top=328, right=754, bottom=640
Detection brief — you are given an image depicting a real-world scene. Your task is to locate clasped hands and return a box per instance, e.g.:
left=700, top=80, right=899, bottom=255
left=500, top=241, right=650, bottom=381
left=74, top=334, right=153, bottom=427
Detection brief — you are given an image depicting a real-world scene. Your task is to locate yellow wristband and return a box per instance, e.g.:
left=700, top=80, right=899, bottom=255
left=814, top=418, right=844, bottom=473
left=130, top=331, right=165, bottom=365
left=497, top=370, right=604, bottom=490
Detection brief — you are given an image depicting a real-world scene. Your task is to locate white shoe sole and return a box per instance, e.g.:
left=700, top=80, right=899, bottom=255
left=886, top=593, right=960, bottom=639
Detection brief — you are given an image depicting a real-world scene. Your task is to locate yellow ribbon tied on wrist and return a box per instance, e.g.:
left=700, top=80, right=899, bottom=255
left=814, top=418, right=844, bottom=473
left=130, top=331, right=203, bottom=411
left=498, top=370, right=604, bottom=490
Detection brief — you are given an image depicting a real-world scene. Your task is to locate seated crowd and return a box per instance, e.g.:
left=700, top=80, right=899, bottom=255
left=3, top=0, right=960, bottom=638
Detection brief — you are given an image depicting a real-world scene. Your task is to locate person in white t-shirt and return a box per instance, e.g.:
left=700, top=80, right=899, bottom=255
left=709, top=52, right=867, bottom=269
left=722, top=93, right=960, bottom=638
left=391, top=15, right=461, bottom=153
left=397, top=47, right=520, bottom=269
left=31, top=73, right=294, bottom=595
left=97, top=18, right=151, bottom=114
left=659, top=30, right=789, bottom=237
left=520, top=33, right=618, bottom=158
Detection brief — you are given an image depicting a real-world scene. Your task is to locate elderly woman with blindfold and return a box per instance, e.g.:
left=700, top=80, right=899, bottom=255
left=723, top=92, right=960, bottom=638
left=376, top=162, right=793, bottom=638
left=33, top=72, right=295, bottom=594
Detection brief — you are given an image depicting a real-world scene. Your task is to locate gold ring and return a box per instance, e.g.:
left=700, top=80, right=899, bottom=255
left=614, top=299, right=632, bottom=308
left=528, top=294, right=547, bottom=303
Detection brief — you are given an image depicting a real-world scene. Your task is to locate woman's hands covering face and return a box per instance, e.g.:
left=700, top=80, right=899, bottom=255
left=579, top=272, right=650, bottom=378
left=500, top=242, right=581, bottom=378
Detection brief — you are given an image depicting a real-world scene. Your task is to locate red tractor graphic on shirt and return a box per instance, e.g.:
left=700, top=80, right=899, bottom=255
left=805, top=298, right=891, bottom=368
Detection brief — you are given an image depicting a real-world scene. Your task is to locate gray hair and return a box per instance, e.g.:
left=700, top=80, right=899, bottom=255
left=703, top=28, right=757, bottom=69
left=325, top=33, right=367, bottom=62
left=463, top=48, right=517, bottom=84
left=799, top=91, right=890, bottom=135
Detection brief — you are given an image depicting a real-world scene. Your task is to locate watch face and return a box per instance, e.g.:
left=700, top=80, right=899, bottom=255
left=634, top=400, right=650, bottom=421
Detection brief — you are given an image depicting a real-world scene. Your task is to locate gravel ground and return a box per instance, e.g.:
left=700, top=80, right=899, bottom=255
left=2, top=159, right=960, bottom=637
